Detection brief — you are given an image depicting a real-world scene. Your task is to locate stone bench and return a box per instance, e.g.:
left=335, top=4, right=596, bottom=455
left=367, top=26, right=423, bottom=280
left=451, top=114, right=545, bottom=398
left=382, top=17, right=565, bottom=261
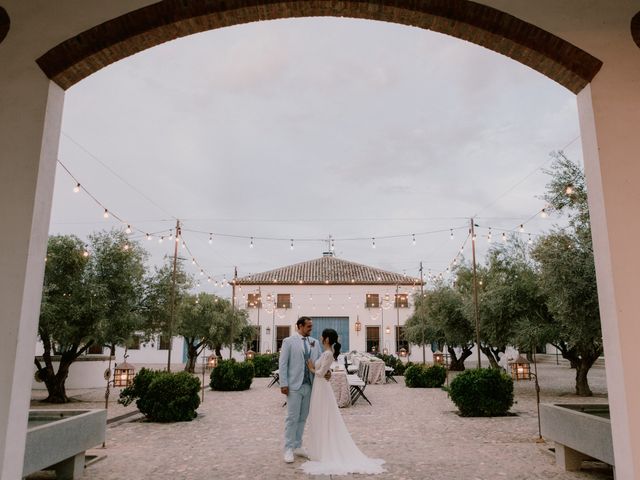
left=23, top=409, right=107, bottom=479
left=540, top=403, right=613, bottom=475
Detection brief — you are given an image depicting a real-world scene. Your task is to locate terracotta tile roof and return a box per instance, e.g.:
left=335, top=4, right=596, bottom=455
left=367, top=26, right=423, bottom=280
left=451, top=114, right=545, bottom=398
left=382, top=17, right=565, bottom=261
left=234, top=255, right=422, bottom=286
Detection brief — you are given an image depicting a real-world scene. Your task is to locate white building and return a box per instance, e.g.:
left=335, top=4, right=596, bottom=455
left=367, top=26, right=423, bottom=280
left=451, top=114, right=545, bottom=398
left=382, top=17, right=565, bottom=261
left=233, top=253, right=426, bottom=362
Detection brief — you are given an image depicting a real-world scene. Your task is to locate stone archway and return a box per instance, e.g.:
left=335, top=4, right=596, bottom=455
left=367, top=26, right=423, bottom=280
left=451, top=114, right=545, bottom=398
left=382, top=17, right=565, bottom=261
left=36, top=0, right=601, bottom=93
left=2, top=1, right=639, bottom=478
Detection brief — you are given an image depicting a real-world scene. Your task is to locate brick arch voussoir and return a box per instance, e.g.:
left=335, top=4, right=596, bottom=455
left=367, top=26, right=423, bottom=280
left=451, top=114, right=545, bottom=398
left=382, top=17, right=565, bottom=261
left=36, top=0, right=602, bottom=94
left=0, top=6, right=10, bottom=45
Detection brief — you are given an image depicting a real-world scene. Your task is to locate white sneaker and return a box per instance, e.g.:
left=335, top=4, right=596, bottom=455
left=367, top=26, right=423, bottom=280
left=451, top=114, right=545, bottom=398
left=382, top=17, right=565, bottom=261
left=283, top=448, right=294, bottom=463
left=294, top=447, right=309, bottom=459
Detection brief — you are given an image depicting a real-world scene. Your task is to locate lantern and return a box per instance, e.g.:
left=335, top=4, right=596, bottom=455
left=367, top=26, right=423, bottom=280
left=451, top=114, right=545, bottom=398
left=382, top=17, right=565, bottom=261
left=510, top=355, right=531, bottom=380
left=113, top=361, right=135, bottom=387
left=385, top=326, right=391, bottom=334
left=207, top=355, right=219, bottom=369
left=246, top=349, right=255, bottom=360
left=382, top=347, right=389, bottom=355
left=354, top=317, right=362, bottom=333
left=433, top=350, right=444, bottom=366
left=371, top=345, right=377, bottom=353
left=266, top=326, right=271, bottom=335
left=398, top=347, right=408, bottom=358
left=265, top=349, right=272, bottom=354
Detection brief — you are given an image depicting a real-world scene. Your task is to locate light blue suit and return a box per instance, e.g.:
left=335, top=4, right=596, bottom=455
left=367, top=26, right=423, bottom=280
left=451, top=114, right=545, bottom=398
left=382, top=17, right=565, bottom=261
left=279, top=333, right=321, bottom=450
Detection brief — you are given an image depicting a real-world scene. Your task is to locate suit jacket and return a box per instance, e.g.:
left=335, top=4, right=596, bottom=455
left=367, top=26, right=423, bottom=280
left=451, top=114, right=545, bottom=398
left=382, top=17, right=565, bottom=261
left=279, top=333, right=321, bottom=390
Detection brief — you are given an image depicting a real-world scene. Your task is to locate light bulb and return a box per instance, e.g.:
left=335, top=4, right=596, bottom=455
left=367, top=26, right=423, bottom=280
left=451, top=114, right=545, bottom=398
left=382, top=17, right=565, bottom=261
left=412, top=234, right=416, bottom=246
left=502, top=232, right=507, bottom=243
left=192, top=258, right=196, bottom=265
left=290, top=239, right=294, bottom=250
left=565, top=184, right=574, bottom=195
left=519, top=224, right=524, bottom=233
left=73, top=183, right=81, bottom=193
left=103, top=209, right=109, bottom=219
left=540, top=208, right=548, bottom=218
left=146, top=233, right=152, bottom=241
left=528, top=234, right=533, bottom=245
left=250, top=237, right=254, bottom=249
left=168, top=230, right=173, bottom=241
left=207, top=277, right=211, bottom=283
left=181, top=241, right=186, bottom=249
left=209, top=234, right=213, bottom=244
left=123, top=243, right=129, bottom=251
left=158, top=236, right=163, bottom=243
left=372, top=237, right=376, bottom=249
left=83, top=250, right=89, bottom=257
left=200, top=269, right=204, bottom=276
left=125, top=225, right=132, bottom=234
left=450, top=229, right=454, bottom=240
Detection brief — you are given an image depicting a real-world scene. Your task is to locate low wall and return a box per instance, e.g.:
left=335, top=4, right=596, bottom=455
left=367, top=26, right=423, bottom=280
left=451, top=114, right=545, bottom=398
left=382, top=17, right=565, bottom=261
left=33, top=355, right=113, bottom=389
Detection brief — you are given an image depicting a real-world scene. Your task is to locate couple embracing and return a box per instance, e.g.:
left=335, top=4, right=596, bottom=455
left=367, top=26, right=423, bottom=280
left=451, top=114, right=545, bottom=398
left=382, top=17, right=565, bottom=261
left=279, top=316, right=385, bottom=475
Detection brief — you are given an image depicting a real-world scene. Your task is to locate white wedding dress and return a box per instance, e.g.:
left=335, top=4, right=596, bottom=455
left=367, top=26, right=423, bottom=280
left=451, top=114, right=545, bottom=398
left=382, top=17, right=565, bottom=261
left=301, top=350, right=385, bottom=475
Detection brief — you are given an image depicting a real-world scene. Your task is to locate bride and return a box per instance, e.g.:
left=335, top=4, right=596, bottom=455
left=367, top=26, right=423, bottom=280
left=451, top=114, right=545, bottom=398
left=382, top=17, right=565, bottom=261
left=301, top=328, right=385, bottom=475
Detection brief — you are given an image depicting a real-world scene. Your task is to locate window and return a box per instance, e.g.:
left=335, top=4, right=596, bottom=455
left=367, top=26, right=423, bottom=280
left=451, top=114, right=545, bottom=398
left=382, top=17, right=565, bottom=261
left=158, top=335, right=171, bottom=350
left=366, top=326, right=380, bottom=353
left=276, top=326, right=290, bottom=352
left=87, top=343, right=104, bottom=354
left=126, top=335, right=141, bottom=350
left=395, top=293, right=409, bottom=308
left=247, top=293, right=262, bottom=308
left=395, top=326, right=409, bottom=354
left=365, top=293, right=379, bottom=308
left=277, top=293, right=291, bottom=309
left=248, top=325, right=261, bottom=353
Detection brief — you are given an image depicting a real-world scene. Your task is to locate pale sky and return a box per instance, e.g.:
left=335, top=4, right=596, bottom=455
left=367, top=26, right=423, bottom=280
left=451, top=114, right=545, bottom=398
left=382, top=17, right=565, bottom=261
left=50, top=17, right=582, bottom=295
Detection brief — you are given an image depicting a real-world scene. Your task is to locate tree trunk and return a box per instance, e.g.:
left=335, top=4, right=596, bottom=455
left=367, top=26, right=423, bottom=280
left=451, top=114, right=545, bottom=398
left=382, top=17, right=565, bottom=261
left=479, top=345, right=500, bottom=368
left=448, top=346, right=473, bottom=371
left=214, top=344, right=222, bottom=358
left=42, top=356, right=74, bottom=403
left=184, top=344, right=198, bottom=373
left=575, top=363, right=592, bottom=396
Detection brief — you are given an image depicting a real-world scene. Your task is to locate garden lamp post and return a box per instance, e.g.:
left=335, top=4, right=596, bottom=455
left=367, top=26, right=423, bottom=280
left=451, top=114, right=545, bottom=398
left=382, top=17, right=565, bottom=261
left=510, top=352, right=543, bottom=442
left=433, top=350, right=445, bottom=366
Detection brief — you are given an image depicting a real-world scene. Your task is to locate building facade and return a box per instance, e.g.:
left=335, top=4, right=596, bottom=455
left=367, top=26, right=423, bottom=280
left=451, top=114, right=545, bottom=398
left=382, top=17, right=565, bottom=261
left=233, top=253, right=426, bottom=362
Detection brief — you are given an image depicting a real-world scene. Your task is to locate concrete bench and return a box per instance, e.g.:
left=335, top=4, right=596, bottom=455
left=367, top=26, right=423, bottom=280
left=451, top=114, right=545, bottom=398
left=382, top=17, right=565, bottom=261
left=540, top=404, right=613, bottom=474
left=23, top=409, right=107, bottom=479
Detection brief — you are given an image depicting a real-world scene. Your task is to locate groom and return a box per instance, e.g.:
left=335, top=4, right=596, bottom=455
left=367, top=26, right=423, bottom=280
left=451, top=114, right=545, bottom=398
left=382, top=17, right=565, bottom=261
left=279, top=316, right=326, bottom=463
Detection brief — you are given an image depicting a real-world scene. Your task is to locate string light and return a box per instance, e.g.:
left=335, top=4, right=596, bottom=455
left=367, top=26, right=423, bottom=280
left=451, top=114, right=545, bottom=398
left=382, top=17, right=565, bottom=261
left=158, top=236, right=164, bottom=243
left=412, top=234, right=416, bottom=246
left=73, top=183, right=81, bottom=193
left=200, top=269, right=204, bottom=276
left=82, top=249, right=89, bottom=257
left=146, top=233, right=152, bottom=241
left=528, top=234, right=533, bottom=245
left=168, top=230, right=173, bottom=241
left=125, top=224, right=132, bottom=234
left=192, top=258, right=196, bottom=265
left=565, top=184, right=574, bottom=195
left=209, top=233, right=213, bottom=244
left=502, top=232, right=507, bottom=243
left=519, top=224, right=524, bottom=233
left=103, top=209, right=109, bottom=219
left=330, top=238, right=335, bottom=251
left=372, top=237, right=376, bottom=249
left=123, top=243, right=129, bottom=251
left=450, top=229, right=454, bottom=240
left=250, top=237, right=254, bottom=249
left=540, top=208, right=548, bottom=218
left=290, top=239, right=294, bottom=250
left=487, top=228, right=492, bottom=243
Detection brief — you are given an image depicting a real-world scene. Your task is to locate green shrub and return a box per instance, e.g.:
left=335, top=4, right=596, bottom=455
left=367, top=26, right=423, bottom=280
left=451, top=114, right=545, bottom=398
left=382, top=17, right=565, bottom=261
left=119, top=368, right=201, bottom=422
left=375, top=354, right=413, bottom=376
left=448, top=368, right=514, bottom=417
left=210, top=359, right=254, bottom=391
left=249, top=353, right=279, bottom=378
left=404, top=364, right=447, bottom=388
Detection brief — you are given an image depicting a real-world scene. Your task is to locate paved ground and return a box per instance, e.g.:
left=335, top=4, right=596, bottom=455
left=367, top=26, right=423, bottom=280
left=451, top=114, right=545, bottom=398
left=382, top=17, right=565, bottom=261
left=29, top=356, right=614, bottom=479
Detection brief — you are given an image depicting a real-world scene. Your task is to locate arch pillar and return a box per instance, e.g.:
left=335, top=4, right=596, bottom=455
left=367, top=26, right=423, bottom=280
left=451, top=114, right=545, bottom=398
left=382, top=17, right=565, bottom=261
left=0, top=69, right=64, bottom=480
left=578, top=60, right=640, bottom=479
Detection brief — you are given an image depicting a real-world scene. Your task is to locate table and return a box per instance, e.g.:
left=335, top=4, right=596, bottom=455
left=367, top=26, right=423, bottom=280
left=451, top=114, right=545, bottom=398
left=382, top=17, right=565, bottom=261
left=357, top=360, right=385, bottom=384
left=329, top=370, right=351, bottom=408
